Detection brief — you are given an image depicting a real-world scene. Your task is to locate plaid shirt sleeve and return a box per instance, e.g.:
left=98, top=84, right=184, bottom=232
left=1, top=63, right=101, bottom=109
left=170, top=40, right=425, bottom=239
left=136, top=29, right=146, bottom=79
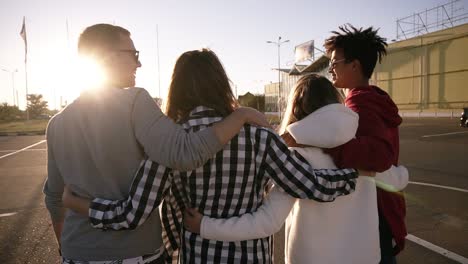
left=260, top=129, right=358, bottom=202
left=161, top=190, right=183, bottom=263
left=88, top=159, right=172, bottom=230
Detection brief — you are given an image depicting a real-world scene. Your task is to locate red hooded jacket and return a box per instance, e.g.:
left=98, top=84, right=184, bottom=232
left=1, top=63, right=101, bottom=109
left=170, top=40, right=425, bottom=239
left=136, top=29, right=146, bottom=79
left=326, top=85, right=407, bottom=254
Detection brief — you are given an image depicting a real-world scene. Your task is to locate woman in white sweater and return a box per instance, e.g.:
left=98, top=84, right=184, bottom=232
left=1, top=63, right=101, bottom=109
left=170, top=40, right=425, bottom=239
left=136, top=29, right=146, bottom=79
left=184, top=74, right=408, bottom=264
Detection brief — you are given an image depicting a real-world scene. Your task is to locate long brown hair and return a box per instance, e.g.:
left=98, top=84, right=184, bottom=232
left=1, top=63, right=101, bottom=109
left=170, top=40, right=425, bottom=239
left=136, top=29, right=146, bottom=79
left=279, top=74, right=343, bottom=134
left=165, top=49, right=239, bottom=122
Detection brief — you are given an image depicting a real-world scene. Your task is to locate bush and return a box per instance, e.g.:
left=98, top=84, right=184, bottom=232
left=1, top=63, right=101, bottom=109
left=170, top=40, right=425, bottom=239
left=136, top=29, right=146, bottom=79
left=0, top=103, right=24, bottom=122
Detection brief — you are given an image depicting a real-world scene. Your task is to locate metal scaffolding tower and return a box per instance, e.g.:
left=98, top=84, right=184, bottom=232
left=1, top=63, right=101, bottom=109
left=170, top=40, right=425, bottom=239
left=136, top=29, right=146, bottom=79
left=396, top=0, right=468, bottom=40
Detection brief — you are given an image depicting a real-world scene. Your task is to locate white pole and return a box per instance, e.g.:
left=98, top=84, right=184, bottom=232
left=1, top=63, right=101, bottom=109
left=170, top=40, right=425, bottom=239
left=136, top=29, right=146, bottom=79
left=267, top=37, right=289, bottom=121
left=277, top=37, right=282, bottom=120
left=156, top=25, right=161, bottom=99
left=25, top=61, right=29, bottom=120
left=11, top=70, right=17, bottom=106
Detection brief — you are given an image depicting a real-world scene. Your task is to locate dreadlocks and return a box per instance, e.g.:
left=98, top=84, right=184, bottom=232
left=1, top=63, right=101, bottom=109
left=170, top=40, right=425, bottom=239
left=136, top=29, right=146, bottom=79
left=324, top=24, right=387, bottom=78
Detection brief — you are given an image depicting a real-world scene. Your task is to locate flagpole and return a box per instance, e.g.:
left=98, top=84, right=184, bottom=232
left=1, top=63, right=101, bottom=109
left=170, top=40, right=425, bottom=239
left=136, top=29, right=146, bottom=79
left=25, top=60, right=29, bottom=120
left=20, top=16, right=29, bottom=120
left=61, top=18, right=70, bottom=110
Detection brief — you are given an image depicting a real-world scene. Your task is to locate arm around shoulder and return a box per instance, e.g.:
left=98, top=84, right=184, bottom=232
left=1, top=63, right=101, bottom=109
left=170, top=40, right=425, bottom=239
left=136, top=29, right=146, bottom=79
left=133, top=92, right=269, bottom=171
left=328, top=97, right=397, bottom=172
left=200, top=187, right=295, bottom=241
left=132, top=89, right=222, bottom=171
left=375, top=165, right=409, bottom=192
left=43, top=123, right=66, bottom=245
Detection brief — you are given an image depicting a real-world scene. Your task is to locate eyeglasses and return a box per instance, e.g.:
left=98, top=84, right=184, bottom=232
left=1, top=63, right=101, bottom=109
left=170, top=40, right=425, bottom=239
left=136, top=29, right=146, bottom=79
left=329, top=58, right=347, bottom=69
left=118, top=49, right=140, bottom=62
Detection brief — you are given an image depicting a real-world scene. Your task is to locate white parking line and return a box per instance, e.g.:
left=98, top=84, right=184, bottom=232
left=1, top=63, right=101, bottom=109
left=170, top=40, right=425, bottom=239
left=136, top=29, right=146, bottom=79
left=0, top=140, right=46, bottom=160
left=0, top=212, right=17, bottom=218
left=0, top=148, right=46, bottom=153
left=406, top=234, right=468, bottom=263
left=406, top=181, right=468, bottom=262
left=421, top=131, right=468, bottom=138
left=409, top=181, right=468, bottom=193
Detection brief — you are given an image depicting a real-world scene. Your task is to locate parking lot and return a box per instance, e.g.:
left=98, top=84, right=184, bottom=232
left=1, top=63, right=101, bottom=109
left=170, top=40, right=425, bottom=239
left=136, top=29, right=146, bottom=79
left=0, top=117, right=467, bottom=263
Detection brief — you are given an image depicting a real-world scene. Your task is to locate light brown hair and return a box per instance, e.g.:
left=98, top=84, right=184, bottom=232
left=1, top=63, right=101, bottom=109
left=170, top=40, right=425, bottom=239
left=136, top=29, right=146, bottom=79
left=78, top=24, right=130, bottom=59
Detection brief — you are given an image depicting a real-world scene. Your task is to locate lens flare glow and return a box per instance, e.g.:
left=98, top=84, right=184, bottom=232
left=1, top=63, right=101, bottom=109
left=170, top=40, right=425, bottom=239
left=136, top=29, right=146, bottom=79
left=37, top=55, right=108, bottom=106
left=75, top=56, right=107, bottom=89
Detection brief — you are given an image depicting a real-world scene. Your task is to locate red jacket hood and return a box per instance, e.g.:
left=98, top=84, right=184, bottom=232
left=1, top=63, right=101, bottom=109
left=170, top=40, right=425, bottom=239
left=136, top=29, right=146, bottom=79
left=346, top=85, right=402, bottom=128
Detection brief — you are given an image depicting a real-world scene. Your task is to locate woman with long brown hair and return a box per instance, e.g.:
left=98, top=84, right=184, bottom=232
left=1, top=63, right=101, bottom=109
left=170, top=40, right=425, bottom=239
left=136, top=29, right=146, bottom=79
left=62, top=50, right=359, bottom=263
left=165, top=49, right=239, bottom=122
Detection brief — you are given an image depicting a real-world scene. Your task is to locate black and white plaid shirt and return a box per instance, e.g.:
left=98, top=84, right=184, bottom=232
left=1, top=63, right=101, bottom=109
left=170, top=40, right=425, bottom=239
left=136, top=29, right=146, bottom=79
left=88, top=106, right=358, bottom=264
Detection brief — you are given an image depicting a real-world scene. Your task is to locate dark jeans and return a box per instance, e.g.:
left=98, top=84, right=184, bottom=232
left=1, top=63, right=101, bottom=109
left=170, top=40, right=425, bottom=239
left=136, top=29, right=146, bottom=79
left=379, top=213, right=397, bottom=264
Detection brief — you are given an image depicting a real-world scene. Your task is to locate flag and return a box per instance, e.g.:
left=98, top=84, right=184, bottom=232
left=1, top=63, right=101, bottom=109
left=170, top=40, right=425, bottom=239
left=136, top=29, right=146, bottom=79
left=20, top=16, right=27, bottom=63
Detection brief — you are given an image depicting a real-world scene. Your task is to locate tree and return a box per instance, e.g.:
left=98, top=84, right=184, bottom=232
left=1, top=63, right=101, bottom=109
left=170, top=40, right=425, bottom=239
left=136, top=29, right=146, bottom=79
left=27, top=94, right=49, bottom=119
left=0, top=103, right=23, bottom=121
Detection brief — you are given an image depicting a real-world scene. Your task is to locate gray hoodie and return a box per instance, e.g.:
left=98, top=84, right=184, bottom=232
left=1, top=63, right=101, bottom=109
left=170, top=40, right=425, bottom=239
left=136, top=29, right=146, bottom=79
left=44, top=87, right=221, bottom=260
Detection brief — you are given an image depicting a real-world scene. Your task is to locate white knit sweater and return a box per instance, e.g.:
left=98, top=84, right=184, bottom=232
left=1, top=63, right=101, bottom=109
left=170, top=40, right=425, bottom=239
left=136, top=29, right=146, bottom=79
left=200, top=103, right=408, bottom=264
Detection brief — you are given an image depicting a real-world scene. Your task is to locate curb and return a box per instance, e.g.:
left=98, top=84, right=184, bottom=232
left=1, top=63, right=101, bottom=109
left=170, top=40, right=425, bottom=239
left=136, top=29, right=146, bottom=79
left=0, top=130, right=45, bottom=137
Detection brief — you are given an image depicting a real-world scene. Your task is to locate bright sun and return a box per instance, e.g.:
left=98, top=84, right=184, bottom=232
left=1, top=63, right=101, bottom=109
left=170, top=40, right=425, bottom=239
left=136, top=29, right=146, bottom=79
left=75, top=56, right=107, bottom=89
left=38, top=54, right=107, bottom=105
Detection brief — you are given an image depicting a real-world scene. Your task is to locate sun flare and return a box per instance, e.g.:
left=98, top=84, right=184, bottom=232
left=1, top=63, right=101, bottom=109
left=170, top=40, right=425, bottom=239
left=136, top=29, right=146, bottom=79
left=75, top=56, right=107, bottom=90
left=39, top=55, right=108, bottom=105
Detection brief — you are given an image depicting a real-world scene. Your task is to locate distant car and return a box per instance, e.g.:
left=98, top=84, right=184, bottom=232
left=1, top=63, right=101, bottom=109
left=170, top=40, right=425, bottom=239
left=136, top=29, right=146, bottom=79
left=461, top=108, right=468, bottom=127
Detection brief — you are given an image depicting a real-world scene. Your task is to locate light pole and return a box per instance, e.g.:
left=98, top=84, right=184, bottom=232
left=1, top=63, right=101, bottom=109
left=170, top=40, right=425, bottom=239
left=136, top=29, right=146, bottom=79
left=267, top=36, right=289, bottom=120
left=252, top=80, right=266, bottom=111
left=1, top=68, right=18, bottom=106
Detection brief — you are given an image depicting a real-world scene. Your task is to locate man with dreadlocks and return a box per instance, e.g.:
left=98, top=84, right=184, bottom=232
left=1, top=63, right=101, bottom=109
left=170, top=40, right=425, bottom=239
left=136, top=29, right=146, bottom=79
left=324, top=24, right=407, bottom=264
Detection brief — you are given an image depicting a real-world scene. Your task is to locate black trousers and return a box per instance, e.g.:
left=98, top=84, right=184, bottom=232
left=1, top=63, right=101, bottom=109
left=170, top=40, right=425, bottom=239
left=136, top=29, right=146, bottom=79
left=379, top=212, right=397, bottom=264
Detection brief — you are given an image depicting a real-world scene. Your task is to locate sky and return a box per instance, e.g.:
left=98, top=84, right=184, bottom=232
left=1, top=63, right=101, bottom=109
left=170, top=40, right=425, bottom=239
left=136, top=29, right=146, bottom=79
left=1, top=0, right=466, bottom=110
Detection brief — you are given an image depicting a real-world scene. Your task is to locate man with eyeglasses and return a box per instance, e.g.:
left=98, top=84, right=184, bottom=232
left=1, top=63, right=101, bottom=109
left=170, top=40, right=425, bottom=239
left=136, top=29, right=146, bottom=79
left=324, top=24, right=407, bottom=264
left=43, top=23, right=269, bottom=263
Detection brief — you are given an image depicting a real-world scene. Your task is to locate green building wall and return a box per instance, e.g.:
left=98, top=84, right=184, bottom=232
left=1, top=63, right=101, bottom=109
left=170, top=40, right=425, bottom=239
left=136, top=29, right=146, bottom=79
left=373, top=23, right=468, bottom=110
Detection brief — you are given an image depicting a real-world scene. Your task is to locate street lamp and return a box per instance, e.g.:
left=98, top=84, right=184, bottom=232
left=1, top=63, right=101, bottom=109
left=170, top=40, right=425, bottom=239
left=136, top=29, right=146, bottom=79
left=1, top=68, right=18, bottom=106
left=267, top=36, right=289, bottom=120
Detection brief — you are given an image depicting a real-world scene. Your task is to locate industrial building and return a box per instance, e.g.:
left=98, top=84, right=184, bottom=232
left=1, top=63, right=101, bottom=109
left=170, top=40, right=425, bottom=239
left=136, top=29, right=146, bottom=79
left=264, top=22, right=468, bottom=116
